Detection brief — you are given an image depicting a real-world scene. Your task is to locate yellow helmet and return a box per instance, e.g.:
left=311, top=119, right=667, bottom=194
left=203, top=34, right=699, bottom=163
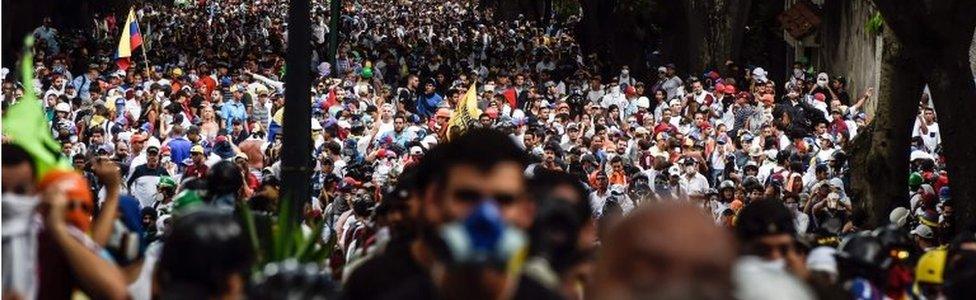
left=915, top=248, right=947, bottom=284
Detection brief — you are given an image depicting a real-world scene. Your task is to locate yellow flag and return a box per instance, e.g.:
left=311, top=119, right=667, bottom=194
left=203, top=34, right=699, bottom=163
left=448, top=83, right=481, bottom=138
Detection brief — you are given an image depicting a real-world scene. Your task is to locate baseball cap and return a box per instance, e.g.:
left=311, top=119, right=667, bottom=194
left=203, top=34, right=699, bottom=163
left=55, top=102, right=71, bottom=113
left=911, top=224, right=934, bottom=239
left=146, top=139, right=161, bottom=152
left=235, top=152, right=249, bottom=161
left=806, top=247, right=838, bottom=275
left=190, top=145, right=205, bottom=154
left=410, top=146, right=424, bottom=155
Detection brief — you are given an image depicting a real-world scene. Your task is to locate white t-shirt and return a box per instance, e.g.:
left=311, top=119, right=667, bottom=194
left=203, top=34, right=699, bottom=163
left=912, top=120, right=941, bottom=152
left=680, top=173, right=710, bottom=197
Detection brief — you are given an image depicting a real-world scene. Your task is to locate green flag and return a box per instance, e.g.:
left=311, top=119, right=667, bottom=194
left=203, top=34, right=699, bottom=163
left=2, top=36, right=71, bottom=179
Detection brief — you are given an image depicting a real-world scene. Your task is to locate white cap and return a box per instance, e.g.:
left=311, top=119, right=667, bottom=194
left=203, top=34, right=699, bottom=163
left=752, top=67, right=768, bottom=83
left=311, top=120, right=323, bottom=131
left=668, top=165, right=681, bottom=176
left=146, top=138, right=162, bottom=151
left=806, top=247, right=838, bottom=275
left=911, top=224, right=934, bottom=239
left=55, top=102, right=71, bottom=113
left=410, top=146, right=424, bottom=155
left=748, top=145, right=763, bottom=157
left=910, top=150, right=933, bottom=161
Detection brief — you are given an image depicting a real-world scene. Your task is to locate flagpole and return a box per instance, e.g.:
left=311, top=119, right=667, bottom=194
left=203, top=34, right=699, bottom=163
left=138, top=9, right=150, bottom=74
left=142, top=45, right=150, bottom=74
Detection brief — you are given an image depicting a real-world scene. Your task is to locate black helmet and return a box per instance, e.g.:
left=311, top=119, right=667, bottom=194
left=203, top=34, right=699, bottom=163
left=836, top=232, right=888, bottom=270
left=873, top=224, right=915, bottom=263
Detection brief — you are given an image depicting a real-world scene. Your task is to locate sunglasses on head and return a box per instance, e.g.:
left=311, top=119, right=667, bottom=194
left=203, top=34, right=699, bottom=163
left=452, top=188, right=517, bottom=206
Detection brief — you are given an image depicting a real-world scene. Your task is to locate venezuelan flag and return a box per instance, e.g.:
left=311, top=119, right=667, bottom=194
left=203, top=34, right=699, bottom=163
left=115, top=8, right=143, bottom=70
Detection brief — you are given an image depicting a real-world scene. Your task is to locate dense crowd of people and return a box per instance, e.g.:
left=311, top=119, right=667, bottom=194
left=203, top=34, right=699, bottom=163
left=3, top=0, right=975, bottom=299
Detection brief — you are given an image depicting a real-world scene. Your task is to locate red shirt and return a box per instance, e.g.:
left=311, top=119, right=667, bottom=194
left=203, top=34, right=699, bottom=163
left=185, top=162, right=208, bottom=179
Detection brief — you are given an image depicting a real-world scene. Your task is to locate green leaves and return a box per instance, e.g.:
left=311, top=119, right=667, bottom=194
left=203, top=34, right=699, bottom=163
left=866, top=11, right=884, bottom=35
left=239, top=196, right=334, bottom=274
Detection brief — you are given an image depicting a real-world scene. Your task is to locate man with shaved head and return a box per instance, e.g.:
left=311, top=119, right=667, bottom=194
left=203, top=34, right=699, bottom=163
left=591, top=203, right=735, bottom=300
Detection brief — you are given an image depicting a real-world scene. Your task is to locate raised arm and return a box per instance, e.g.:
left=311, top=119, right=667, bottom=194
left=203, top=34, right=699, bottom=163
left=42, top=182, right=128, bottom=300
left=90, top=158, right=122, bottom=246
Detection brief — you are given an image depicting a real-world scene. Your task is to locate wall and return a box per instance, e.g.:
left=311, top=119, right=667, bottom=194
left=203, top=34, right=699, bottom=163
left=818, top=0, right=882, bottom=114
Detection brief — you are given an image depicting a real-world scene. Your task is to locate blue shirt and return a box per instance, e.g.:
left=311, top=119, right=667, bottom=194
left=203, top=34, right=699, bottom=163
left=220, top=100, right=247, bottom=129
left=416, top=92, right=443, bottom=118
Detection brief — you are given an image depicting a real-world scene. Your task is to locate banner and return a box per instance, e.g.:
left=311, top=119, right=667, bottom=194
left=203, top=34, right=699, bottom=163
left=448, top=83, right=481, bottom=138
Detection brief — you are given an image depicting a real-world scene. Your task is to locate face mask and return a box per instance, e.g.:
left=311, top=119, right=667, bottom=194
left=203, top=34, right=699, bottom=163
left=153, top=192, right=166, bottom=204
left=756, top=258, right=786, bottom=271
left=2, top=193, right=39, bottom=232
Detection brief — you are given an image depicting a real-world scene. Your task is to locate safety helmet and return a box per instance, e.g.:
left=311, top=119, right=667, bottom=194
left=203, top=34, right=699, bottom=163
left=836, top=232, right=887, bottom=270
left=915, top=249, right=947, bottom=284
left=158, top=176, right=177, bottom=189
left=909, top=172, right=923, bottom=189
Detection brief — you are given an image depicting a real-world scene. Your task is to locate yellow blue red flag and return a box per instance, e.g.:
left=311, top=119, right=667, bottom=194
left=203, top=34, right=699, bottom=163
left=115, top=8, right=144, bottom=70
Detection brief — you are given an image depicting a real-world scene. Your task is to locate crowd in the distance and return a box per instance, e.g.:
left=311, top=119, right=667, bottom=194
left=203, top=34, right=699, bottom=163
left=2, top=0, right=974, bottom=299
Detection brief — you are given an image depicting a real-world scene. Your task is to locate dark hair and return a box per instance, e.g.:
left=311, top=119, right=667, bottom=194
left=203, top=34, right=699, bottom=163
left=207, top=161, right=243, bottom=197
left=157, top=209, right=254, bottom=298
left=2, top=143, right=36, bottom=177
left=734, top=199, right=796, bottom=242
left=431, top=128, right=529, bottom=189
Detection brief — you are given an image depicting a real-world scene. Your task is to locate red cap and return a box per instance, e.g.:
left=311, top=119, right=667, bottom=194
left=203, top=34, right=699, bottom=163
left=215, top=135, right=227, bottom=143
left=814, top=93, right=826, bottom=101
left=130, top=133, right=147, bottom=143
left=715, top=83, right=726, bottom=93
left=485, top=107, right=499, bottom=119
left=724, top=85, right=735, bottom=94
left=625, top=86, right=637, bottom=96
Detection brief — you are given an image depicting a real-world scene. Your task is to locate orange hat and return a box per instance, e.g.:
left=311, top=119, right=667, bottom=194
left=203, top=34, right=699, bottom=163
left=37, top=170, right=94, bottom=232
left=130, top=133, right=147, bottom=143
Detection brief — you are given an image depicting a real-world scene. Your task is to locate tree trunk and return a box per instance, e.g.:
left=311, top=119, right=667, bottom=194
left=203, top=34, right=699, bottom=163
left=684, top=0, right=751, bottom=73
left=848, top=28, right=923, bottom=228
left=871, top=0, right=976, bottom=228
left=924, top=49, right=976, bottom=229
